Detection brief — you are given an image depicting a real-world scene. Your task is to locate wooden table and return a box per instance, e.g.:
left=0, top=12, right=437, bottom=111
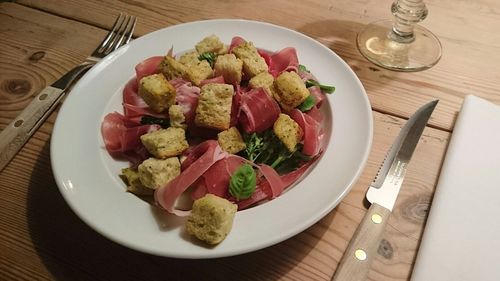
left=1, top=0, right=498, bottom=280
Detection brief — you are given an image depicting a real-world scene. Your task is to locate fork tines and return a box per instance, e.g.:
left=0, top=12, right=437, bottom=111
left=93, top=13, right=137, bottom=57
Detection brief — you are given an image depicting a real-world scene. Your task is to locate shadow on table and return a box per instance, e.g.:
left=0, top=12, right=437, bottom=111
left=27, top=142, right=336, bottom=280
left=296, top=19, right=396, bottom=97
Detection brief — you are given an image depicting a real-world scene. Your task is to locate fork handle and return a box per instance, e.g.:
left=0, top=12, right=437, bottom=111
left=0, top=86, right=64, bottom=171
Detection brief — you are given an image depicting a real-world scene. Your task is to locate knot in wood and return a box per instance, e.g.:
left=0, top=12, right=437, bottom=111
left=2, top=79, right=32, bottom=96
left=401, top=195, right=431, bottom=224
left=377, top=238, right=393, bottom=259
left=29, top=51, right=46, bottom=62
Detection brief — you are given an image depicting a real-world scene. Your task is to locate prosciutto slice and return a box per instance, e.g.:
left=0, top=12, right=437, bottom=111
left=268, top=47, right=299, bottom=77
left=101, top=112, right=159, bottom=165
left=228, top=36, right=246, bottom=53
left=239, top=88, right=281, bottom=133
left=173, top=81, right=200, bottom=124
left=134, top=56, right=163, bottom=83
left=155, top=140, right=228, bottom=216
left=289, top=109, right=322, bottom=156
left=200, top=75, right=225, bottom=86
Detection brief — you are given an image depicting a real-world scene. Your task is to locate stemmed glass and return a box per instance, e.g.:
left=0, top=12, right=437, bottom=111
left=357, top=0, right=442, bottom=71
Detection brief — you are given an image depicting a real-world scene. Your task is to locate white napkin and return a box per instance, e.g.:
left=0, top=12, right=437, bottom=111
left=411, top=95, right=500, bottom=281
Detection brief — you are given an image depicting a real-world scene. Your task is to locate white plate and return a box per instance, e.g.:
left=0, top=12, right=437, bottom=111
left=51, top=19, right=372, bottom=258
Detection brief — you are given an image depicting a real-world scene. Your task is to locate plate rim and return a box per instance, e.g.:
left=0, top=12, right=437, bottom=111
left=50, top=19, right=373, bottom=259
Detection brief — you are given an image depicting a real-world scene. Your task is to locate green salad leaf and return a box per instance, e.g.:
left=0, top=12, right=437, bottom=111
left=229, top=164, right=257, bottom=200
left=298, top=64, right=310, bottom=73
left=140, top=115, right=170, bottom=128
left=242, top=130, right=311, bottom=175
left=198, top=52, right=216, bottom=67
left=298, top=95, right=316, bottom=112
left=305, top=79, right=336, bottom=94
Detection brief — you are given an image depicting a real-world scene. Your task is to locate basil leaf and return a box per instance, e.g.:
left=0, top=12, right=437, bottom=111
left=298, top=95, right=316, bottom=112
left=140, top=115, right=169, bottom=128
left=198, top=52, right=216, bottom=67
left=305, top=79, right=336, bottom=94
left=229, top=164, right=256, bottom=201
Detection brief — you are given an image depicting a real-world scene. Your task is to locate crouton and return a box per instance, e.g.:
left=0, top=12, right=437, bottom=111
left=195, top=35, right=226, bottom=55
left=159, top=56, right=188, bottom=80
left=232, top=42, right=268, bottom=78
left=138, top=157, right=180, bottom=189
left=168, top=104, right=186, bottom=129
left=217, top=127, right=246, bottom=154
left=248, top=72, right=275, bottom=96
left=214, top=54, right=243, bottom=85
left=186, top=194, right=237, bottom=245
left=194, top=83, right=233, bottom=130
left=138, top=74, right=176, bottom=113
left=121, top=168, right=153, bottom=195
left=273, top=71, right=309, bottom=109
left=179, top=50, right=200, bottom=67
left=273, top=113, right=302, bottom=152
left=140, top=127, right=189, bottom=158
left=186, top=60, right=214, bottom=86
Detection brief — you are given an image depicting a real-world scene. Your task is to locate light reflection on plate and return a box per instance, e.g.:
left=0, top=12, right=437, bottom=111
left=51, top=19, right=372, bottom=258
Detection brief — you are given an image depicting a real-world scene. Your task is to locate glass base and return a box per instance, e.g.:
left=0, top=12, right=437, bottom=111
left=357, top=20, right=442, bottom=72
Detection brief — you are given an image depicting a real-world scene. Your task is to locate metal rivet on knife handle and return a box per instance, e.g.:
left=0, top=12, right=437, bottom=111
left=371, top=213, right=383, bottom=224
left=355, top=249, right=367, bottom=261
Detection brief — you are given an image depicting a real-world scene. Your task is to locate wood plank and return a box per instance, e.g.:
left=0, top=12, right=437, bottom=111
left=0, top=105, right=449, bottom=280
left=16, top=0, right=500, bottom=131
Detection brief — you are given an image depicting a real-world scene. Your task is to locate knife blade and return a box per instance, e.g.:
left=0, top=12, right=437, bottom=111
left=0, top=63, right=93, bottom=172
left=331, top=100, right=438, bottom=281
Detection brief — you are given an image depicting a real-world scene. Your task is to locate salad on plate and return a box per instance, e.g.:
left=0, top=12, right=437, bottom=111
left=100, top=34, right=334, bottom=245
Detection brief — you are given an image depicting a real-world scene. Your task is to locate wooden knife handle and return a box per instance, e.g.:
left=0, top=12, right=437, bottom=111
left=0, top=86, right=64, bottom=171
left=331, top=203, right=391, bottom=281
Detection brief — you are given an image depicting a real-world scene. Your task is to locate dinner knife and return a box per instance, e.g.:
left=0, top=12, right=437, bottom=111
left=0, top=64, right=93, bottom=172
left=331, top=100, right=438, bottom=281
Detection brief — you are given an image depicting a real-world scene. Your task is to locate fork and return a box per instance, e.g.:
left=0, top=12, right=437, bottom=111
left=0, top=13, right=137, bottom=172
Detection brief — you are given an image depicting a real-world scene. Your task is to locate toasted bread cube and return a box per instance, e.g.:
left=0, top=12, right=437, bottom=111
left=274, top=71, right=310, bottom=109
left=232, top=42, right=267, bottom=78
left=140, top=127, right=189, bottom=158
left=194, top=83, right=233, bottom=130
left=249, top=72, right=275, bottom=96
left=121, top=168, right=153, bottom=195
left=138, top=74, right=176, bottom=113
left=138, top=157, right=180, bottom=189
left=159, top=56, right=188, bottom=80
left=186, top=60, right=213, bottom=86
left=273, top=113, right=302, bottom=152
left=186, top=194, right=237, bottom=245
left=168, top=104, right=186, bottom=129
left=179, top=50, right=200, bottom=67
left=217, top=127, right=246, bottom=154
left=214, top=54, right=243, bottom=85
left=195, top=35, right=225, bottom=55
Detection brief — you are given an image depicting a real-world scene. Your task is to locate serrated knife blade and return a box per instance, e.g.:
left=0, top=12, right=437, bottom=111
left=332, top=100, right=438, bottom=281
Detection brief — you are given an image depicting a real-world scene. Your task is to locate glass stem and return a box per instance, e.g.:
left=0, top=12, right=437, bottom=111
left=390, top=0, right=428, bottom=43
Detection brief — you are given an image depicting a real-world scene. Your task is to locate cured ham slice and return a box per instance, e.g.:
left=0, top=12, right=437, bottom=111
left=268, top=47, right=299, bottom=77
left=200, top=75, right=225, bottom=86
left=134, top=56, right=163, bottom=83
left=101, top=112, right=159, bottom=166
left=308, top=86, right=325, bottom=108
left=239, top=88, right=281, bottom=133
left=155, top=140, right=228, bottom=216
left=228, top=36, right=246, bottom=53
left=289, top=109, right=321, bottom=156
left=173, top=81, right=200, bottom=124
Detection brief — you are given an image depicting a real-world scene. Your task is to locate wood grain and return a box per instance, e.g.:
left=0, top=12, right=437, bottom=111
left=16, top=0, right=500, bottom=131
left=0, top=0, right=478, bottom=280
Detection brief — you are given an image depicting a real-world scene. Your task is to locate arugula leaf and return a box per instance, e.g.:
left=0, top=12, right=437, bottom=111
left=298, top=64, right=310, bottom=73
left=305, top=79, right=336, bottom=94
left=229, top=164, right=257, bottom=200
left=242, top=130, right=311, bottom=175
left=198, top=52, right=216, bottom=67
left=298, top=95, right=316, bottom=112
left=140, top=115, right=169, bottom=128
